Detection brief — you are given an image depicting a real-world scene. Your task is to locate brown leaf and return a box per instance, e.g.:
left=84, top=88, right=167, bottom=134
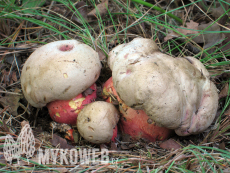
left=224, top=107, right=230, bottom=115
left=110, top=141, right=117, bottom=150
left=211, top=2, right=229, bottom=25
left=21, top=120, right=30, bottom=128
left=50, top=5, right=68, bottom=16
left=0, top=88, right=22, bottom=116
left=192, top=22, right=225, bottom=49
left=177, top=21, right=199, bottom=35
left=211, top=6, right=227, bottom=19
left=50, top=134, right=74, bottom=149
left=160, top=139, right=182, bottom=150
left=96, top=47, right=106, bottom=61
left=0, top=121, right=10, bottom=133
left=219, top=25, right=230, bottom=52
left=164, top=21, right=199, bottom=41
left=67, top=1, right=88, bottom=24
left=11, top=71, right=17, bottom=82
left=219, top=83, right=229, bottom=99
left=88, top=0, right=109, bottom=17
left=219, top=141, right=225, bottom=150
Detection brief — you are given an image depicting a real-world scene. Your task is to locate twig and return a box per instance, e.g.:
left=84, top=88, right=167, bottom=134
left=0, top=90, right=22, bottom=96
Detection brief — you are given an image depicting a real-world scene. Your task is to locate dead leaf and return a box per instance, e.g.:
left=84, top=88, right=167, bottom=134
left=11, top=71, right=17, bottom=82
left=88, top=0, right=109, bottom=17
left=211, top=1, right=230, bottom=25
left=164, top=21, right=199, bottom=41
left=50, top=5, right=67, bottom=16
left=50, top=134, right=74, bottom=149
left=110, top=141, right=117, bottom=150
left=192, top=22, right=225, bottom=49
left=219, top=25, right=230, bottom=52
left=224, top=107, right=230, bottom=115
left=0, top=88, right=22, bottom=116
left=211, top=6, right=228, bottom=19
left=21, top=120, right=30, bottom=128
left=0, top=121, right=10, bottom=133
left=160, top=139, right=182, bottom=150
left=68, top=1, right=88, bottom=24
left=2, top=69, right=10, bottom=85
left=219, top=141, right=225, bottom=150
left=219, top=83, right=229, bottom=99
left=96, top=47, right=106, bottom=61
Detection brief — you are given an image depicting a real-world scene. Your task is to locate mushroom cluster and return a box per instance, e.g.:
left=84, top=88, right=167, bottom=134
left=21, top=38, right=218, bottom=145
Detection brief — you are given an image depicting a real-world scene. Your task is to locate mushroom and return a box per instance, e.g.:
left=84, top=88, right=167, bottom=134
left=21, top=40, right=101, bottom=108
left=108, top=38, right=218, bottom=136
left=77, top=101, right=119, bottom=144
left=47, top=83, right=97, bottom=125
left=102, top=77, right=173, bottom=142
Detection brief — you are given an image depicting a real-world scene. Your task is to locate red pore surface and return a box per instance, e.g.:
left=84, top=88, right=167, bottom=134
left=119, top=102, right=173, bottom=142
left=47, top=84, right=97, bottom=125
left=59, top=44, right=74, bottom=51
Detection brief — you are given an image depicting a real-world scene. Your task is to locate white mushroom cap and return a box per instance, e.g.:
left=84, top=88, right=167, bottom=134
left=21, top=40, right=101, bottom=108
left=77, top=101, right=119, bottom=144
left=108, top=37, right=218, bottom=136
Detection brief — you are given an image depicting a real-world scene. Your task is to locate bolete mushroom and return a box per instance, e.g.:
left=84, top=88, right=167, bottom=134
left=47, top=83, right=97, bottom=125
left=21, top=40, right=101, bottom=108
left=77, top=101, right=119, bottom=144
left=108, top=38, right=218, bottom=136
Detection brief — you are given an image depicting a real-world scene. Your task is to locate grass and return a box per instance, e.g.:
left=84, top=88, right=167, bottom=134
left=0, top=0, right=230, bottom=172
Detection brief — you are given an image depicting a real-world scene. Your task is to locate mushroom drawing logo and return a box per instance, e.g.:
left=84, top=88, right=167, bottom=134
left=3, top=124, right=35, bottom=164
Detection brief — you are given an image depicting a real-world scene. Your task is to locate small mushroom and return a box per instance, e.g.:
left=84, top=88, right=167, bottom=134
left=47, top=84, right=97, bottom=125
left=21, top=40, right=101, bottom=108
left=77, top=101, right=119, bottom=144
